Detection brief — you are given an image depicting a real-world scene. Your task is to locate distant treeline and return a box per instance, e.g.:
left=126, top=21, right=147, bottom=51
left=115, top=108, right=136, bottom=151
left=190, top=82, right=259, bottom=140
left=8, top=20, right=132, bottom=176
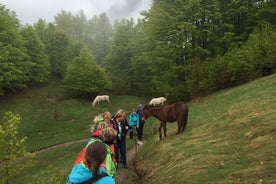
left=0, top=0, right=275, bottom=101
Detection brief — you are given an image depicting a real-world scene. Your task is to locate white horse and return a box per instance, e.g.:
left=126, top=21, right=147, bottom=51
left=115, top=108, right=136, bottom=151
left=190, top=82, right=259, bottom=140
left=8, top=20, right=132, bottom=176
left=149, top=97, right=167, bottom=106
left=92, top=95, right=111, bottom=107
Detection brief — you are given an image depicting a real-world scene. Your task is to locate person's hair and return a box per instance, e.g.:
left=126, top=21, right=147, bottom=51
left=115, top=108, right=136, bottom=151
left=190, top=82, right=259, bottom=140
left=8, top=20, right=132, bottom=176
left=85, top=141, right=107, bottom=175
left=103, top=111, right=112, bottom=121
left=98, top=121, right=108, bottom=130
left=91, top=113, right=104, bottom=132
left=117, top=109, right=124, bottom=113
left=115, top=111, right=123, bottom=118
left=100, top=127, right=117, bottom=144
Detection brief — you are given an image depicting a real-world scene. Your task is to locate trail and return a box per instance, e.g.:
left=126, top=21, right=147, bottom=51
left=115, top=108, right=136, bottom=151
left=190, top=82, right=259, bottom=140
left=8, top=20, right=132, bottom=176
left=33, top=139, right=87, bottom=154
left=114, top=141, right=142, bottom=184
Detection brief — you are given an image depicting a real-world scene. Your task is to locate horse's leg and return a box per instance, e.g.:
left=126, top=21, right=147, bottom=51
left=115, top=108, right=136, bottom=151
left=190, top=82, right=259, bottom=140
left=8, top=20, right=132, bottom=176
left=159, top=123, right=163, bottom=140
left=181, top=113, right=188, bottom=132
left=177, top=120, right=181, bottom=134
left=163, top=122, right=167, bottom=137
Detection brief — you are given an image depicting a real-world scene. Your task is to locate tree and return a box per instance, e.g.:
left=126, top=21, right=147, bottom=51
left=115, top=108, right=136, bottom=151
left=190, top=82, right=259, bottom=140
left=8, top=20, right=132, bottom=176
left=104, top=19, right=135, bottom=94
left=20, top=26, right=50, bottom=84
left=88, top=13, right=113, bottom=65
left=0, top=112, right=34, bottom=184
left=63, top=48, right=112, bottom=96
left=0, top=5, right=29, bottom=95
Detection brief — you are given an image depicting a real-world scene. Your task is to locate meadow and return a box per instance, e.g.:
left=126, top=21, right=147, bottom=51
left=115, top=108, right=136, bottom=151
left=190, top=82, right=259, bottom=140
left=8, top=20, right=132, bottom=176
left=130, top=74, right=276, bottom=184
left=0, top=74, right=275, bottom=183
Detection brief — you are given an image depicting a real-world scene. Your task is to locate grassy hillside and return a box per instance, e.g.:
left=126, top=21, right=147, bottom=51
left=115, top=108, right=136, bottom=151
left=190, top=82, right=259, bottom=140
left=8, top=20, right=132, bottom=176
left=1, top=74, right=275, bottom=183
left=0, top=77, right=148, bottom=152
left=131, top=74, right=276, bottom=184
left=0, top=77, right=150, bottom=183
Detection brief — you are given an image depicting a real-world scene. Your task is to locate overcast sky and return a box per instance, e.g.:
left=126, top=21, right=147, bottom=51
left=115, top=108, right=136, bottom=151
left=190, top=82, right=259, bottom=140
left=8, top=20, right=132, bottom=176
left=0, top=0, right=151, bottom=25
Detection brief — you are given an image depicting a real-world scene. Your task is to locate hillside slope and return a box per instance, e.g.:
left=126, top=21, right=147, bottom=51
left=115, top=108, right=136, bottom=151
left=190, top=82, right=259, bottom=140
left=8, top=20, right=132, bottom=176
left=133, top=74, right=276, bottom=184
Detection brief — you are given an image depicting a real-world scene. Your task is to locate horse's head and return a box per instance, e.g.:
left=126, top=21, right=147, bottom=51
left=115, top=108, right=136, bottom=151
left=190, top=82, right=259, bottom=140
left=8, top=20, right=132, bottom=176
left=142, top=105, right=151, bottom=120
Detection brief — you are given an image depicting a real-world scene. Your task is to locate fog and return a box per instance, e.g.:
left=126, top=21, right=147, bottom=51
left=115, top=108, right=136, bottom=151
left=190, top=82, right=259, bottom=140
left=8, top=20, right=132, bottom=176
left=0, top=0, right=151, bottom=24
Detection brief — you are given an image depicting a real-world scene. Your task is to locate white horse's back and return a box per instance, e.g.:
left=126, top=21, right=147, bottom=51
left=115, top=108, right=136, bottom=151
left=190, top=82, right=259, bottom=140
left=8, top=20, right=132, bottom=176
left=149, top=97, right=167, bottom=106
left=92, top=95, right=111, bottom=107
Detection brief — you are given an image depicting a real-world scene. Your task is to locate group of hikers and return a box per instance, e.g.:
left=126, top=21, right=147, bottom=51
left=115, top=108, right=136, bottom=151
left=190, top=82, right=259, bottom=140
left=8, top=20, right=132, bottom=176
left=66, top=104, right=145, bottom=184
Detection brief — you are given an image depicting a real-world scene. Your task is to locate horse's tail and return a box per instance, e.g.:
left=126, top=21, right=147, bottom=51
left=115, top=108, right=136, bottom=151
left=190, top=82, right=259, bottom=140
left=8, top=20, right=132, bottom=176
left=181, top=104, right=189, bottom=132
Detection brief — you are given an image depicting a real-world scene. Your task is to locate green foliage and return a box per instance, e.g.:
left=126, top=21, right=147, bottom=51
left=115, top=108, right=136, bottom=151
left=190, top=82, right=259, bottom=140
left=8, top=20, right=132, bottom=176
left=33, top=21, right=72, bottom=76
left=88, top=13, right=113, bottom=65
left=55, top=11, right=113, bottom=65
left=1, top=0, right=276, bottom=101
left=20, top=26, right=50, bottom=83
left=0, top=5, right=29, bottom=95
left=196, top=24, right=275, bottom=97
left=104, top=19, right=136, bottom=94
left=245, top=23, right=276, bottom=76
left=126, top=0, right=276, bottom=100
left=63, top=48, right=112, bottom=95
left=0, top=112, right=34, bottom=184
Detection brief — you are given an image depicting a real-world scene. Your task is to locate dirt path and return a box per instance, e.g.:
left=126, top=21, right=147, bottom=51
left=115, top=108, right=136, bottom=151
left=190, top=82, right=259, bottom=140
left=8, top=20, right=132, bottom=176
left=114, top=142, right=141, bottom=184
left=33, top=139, right=88, bottom=154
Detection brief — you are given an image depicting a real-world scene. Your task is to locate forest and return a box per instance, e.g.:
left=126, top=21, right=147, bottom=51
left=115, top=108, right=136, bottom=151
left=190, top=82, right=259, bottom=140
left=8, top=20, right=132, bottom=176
left=1, top=0, right=275, bottom=101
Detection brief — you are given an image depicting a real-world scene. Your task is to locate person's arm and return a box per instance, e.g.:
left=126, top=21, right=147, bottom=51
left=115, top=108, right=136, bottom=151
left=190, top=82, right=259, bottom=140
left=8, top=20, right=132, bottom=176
left=124, top=118, right=129, bottom=131
left=129, top=115, right=133, bottom=126
left=136, top=114, right=140, bottom=127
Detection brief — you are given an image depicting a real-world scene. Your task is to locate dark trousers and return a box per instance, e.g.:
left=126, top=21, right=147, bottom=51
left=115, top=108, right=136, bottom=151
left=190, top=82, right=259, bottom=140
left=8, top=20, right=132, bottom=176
left=129, top=126, right=141, bottom=140
left=138, top=120, right=144, bottom=139
left=115, top=139, right=127, bottom=166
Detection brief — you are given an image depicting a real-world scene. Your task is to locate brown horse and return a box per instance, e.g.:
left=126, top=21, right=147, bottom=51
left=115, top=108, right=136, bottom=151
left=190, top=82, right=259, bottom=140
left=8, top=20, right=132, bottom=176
left=142, top=102, right=188, bottom=140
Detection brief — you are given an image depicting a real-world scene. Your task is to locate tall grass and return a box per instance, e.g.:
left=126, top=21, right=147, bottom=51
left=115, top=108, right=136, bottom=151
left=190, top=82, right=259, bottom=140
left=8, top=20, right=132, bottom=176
left=133, top=74, right=276, bottom=184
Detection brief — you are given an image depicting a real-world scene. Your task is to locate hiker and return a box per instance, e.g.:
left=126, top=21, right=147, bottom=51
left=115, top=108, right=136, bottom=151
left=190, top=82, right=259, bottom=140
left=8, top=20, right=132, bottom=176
left=90, top=113, right=105, bottom=133
left=99, top=127, right=117, bottom=176
left=129, top=108, right=143, bottom=145
left=136, top=104, right=144, bottom=141
left=74, top=122, right=117, bottom=177
left=103, top=111, right=117, bottom=131
left=66, top=141, right=115, bottom=184
left=114, top=110, right=129, bottom=168
left=90, top=120, right=109, bottom=138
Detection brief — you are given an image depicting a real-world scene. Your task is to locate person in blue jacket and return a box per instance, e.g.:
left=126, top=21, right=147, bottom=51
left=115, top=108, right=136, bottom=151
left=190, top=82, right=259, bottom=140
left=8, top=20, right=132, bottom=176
left=66, top=141, right=115, bottom=184
left=129, top=108, right=142, bottom=145
left=136, top=104, right=144, bottom=142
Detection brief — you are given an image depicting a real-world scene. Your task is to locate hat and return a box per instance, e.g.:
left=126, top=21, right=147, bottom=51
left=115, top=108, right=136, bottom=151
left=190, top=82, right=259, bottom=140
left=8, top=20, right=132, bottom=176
left=138, top=104, right=143, bottom=108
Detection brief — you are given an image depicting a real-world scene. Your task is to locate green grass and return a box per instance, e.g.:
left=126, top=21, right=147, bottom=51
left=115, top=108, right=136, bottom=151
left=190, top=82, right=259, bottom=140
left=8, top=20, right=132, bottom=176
left=1, top=74, right=275, bottom=183
left=0, top=77, right=150, bottom=183
left=132, top=74, right=276, bottom=184
left=0, top=77, right=148, bottom=152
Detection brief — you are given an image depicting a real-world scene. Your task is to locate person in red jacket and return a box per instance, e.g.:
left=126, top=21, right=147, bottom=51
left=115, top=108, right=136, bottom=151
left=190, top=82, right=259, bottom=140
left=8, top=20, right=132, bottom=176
left=74, top=123, right=117, bottom=177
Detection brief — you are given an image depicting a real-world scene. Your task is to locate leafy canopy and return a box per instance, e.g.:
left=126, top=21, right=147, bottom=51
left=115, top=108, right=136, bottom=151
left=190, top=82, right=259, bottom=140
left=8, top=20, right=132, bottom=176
left=63, top=48, right=112, bottom=95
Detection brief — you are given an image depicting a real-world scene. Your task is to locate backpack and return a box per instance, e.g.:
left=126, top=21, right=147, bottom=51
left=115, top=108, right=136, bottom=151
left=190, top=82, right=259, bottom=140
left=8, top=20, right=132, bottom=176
left=130, top=113, right=139, bottom=126
left=74, top=138, right=116, bottom=177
